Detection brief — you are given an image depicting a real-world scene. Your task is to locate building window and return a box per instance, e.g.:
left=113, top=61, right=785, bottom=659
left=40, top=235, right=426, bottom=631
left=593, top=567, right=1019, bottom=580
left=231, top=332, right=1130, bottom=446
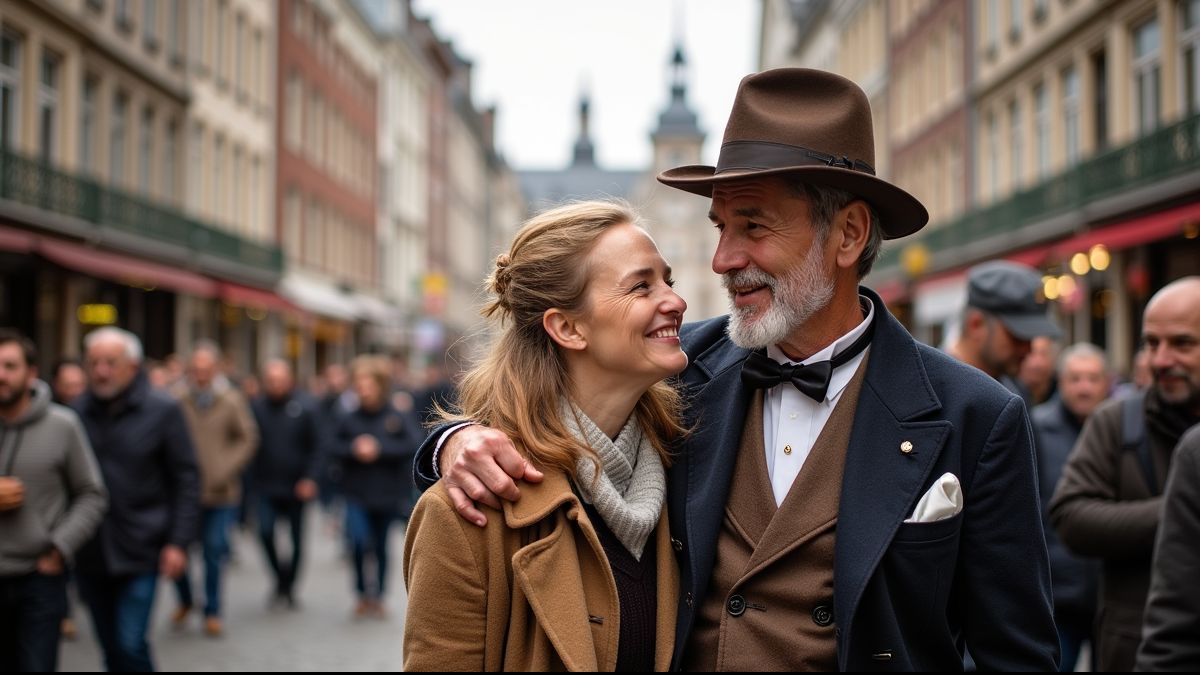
left=163, top=119, right=177, bottom=202
left=1009, top=97, right=1022, bottom=190
left=1062, top=66, right=1080, bottom=166
left=252, top=29, right=264, bottom=108
left=215, top=0, right=227, bottom=87
left=190, top=1, right=205, bottom=73
left=143, top=0, right=158, bottom=51
left=234, top=13, right=245, bottom=99
left=39, top=50, right=60, bottom=163
left=286, top=71, right=302, bottom=149
left=0, top=30, right=21, bottom=151
left=231, top=147, right=242, bottom=233
left=110, top=91, right=128, bottom=186
left=168, top=0, right=182, bottom=65
left=1092, top=49, right=1108, bottom=150
left=116, top=0, right=132, bottom=30
left=1182, top=0, right=1200, bottom=115
left=292, top=0, right=308, bottom=41
left=212, top=134, right=224, bottom=221
left=1009, top=0, right=1023, bottom=42
left=284, top=188, right=301, bottom=258
left=1133, top=18, right=1162, bottom=135
left=188, top=123, right=203, bottom=212
left=250, top=157, right=261, bottom=237
left=1034, top=82, right=1049, bottom=179
left=80, top=74, right=97, bottom=173
left=139, top=106, right=153, bottom=193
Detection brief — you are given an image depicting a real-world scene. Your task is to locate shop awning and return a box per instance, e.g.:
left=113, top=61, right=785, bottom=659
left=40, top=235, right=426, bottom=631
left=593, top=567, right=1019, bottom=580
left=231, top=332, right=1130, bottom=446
left=1009, top=200, right=1200, bottom=267
left=218, top=282, right=298, bottom=314
left=38, top=239, right=218, bottom=298
left=279, top=275, right=359, bottom=322
left=0, top=224, right=36, bottom=253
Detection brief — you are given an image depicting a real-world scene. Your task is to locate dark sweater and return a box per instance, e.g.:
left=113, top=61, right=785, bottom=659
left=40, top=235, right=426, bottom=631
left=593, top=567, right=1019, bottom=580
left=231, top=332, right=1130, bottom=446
left=582, top=501, right=656, bottom=673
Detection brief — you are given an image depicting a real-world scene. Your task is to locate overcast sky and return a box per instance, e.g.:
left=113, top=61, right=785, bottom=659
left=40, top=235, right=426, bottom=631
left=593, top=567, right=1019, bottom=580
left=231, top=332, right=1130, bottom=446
left=411, top=0, right=761, bottom=170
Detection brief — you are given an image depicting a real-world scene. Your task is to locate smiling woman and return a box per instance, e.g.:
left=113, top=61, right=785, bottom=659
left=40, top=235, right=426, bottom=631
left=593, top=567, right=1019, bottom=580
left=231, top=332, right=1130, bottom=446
left=403, top=200, right=688, bottom=671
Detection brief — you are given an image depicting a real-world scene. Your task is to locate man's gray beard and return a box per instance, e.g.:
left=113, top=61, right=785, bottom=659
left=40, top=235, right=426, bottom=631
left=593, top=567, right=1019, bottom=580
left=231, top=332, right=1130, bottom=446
left=723, top=243, right=834, bottom=350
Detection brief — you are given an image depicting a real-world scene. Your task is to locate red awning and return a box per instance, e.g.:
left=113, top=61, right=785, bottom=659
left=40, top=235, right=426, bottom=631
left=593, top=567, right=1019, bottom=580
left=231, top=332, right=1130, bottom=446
left=38, top=239, right=218, bottom=298
left=1009, top=200, right=1200, bottom=266
left=0, top=225, right=36, bottom=253
left=218, top=282, right=298, bottom=314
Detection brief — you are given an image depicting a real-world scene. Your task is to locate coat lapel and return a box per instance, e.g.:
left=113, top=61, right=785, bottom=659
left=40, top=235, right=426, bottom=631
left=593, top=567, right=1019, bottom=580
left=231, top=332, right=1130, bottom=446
left=834, top=288, right=952, bottom=654
left=507, top=473, right=613, bottom=672
left=679, top=336, right=754, bottom=598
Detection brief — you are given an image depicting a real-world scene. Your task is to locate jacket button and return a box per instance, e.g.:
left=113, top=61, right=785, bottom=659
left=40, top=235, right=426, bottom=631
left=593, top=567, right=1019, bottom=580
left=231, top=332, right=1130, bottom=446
left=727, top=595, right=746, bottom=617
left=685, top=592, right=693, bottom=609
left=671, top=537, right=683, bottom=552
left=812, top=604, right=833, bottom=626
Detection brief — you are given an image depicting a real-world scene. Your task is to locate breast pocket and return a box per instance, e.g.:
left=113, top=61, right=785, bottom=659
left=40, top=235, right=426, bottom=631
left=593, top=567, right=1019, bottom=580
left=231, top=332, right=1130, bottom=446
left=880, top=512, right=964, bottom=624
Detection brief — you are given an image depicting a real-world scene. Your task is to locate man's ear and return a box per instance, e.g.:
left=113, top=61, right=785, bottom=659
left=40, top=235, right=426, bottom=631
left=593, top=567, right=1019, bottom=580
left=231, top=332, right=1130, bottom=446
left=833, top=200, right=871, bottom=272
left=543, top=308, right=587, bottom=352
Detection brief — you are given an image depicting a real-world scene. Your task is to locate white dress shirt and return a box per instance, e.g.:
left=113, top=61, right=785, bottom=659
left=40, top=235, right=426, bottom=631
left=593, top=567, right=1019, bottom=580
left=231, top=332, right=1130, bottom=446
left=762, top=298, right=874, bottom=505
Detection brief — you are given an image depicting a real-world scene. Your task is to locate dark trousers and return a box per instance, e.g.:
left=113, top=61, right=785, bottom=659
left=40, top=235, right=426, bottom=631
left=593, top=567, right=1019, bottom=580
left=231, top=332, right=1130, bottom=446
left=77, top=572, right=158, bottom=672
left=175, top=506, right=236, bottom=617
left=344, top=502, right=396, bottom=599
left=258, top=495, right=306, bottom=596
left=0, top=572, right=67, bottom=672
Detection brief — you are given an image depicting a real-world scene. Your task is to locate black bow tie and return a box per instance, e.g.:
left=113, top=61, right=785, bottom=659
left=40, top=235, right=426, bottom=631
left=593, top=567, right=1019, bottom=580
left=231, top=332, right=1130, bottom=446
left=740, top=321, right=874, bottom=402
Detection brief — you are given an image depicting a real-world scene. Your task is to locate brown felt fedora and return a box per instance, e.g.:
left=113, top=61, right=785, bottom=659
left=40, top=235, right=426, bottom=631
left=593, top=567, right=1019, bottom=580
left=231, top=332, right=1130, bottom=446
left=658, top=68, right=928, bottom=239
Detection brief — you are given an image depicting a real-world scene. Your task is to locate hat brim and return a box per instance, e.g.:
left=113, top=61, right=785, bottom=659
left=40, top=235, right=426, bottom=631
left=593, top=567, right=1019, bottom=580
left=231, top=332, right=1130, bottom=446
left=996, top=313, right=1063, bottom=341
left=657, top=164, right=929, bottom=240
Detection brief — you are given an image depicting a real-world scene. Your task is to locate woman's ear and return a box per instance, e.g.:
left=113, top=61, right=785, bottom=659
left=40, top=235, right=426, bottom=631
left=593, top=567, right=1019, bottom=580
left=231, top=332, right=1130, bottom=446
left=543, top=308, right=587, bottom=351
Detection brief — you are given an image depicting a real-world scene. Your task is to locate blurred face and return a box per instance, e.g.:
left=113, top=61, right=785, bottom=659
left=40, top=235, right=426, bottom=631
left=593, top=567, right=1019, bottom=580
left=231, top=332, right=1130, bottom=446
left=709, top=179, right=835, bottom=349
left=1019, top=337, right=1057, bottom=392
left=262, top=363, right=294, bottom=400
left=1143, top=291, right=1200, bottom=410
left=189, top=350, right=218, bottom=390
left=572, top=224, right=688, bottom=388
left=1059, top=354, right=1110, bottom=420
left=0, top=343, right=35, bottom=410
left=353, top=372, right=384, bottom=410
left=85, top=338, right=139, bottom=400
left=979, top=315, right=1033, bottom=378
left=325, top=365, right=348, bottom=394
left=53, top=363, right=88, bottom=404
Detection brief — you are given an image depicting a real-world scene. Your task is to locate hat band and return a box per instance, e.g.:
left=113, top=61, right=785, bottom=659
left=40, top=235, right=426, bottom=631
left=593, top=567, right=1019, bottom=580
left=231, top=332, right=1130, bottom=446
left=715, top=140, right=876, bottom=176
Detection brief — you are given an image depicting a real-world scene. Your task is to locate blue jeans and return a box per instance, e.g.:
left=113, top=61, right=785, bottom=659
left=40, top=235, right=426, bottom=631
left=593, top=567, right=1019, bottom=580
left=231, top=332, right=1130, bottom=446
left=77, top=572, right=158, bottom=672
left=0, top=572, right=68, bottom=672
left=257, top=496, right=306, bottom=596
left=344, top=502, right=396, bottom=599
left=175, top=506, right=236, bottom=617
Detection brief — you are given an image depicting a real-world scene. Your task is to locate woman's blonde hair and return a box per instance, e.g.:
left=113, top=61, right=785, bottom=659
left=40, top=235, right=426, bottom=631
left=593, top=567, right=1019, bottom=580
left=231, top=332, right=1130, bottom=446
left=440, top=200, right=687, bottom=478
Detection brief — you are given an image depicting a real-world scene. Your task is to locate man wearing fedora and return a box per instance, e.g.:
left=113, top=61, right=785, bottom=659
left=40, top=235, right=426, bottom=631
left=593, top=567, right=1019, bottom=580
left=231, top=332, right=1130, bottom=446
left=413, top=68, right=1058, bottom=670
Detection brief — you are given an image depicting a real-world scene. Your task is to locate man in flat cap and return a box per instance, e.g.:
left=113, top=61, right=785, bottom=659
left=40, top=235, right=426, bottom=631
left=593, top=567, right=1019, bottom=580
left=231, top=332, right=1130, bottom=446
left=950, top=260, right=1063, bottom=406
left=415, top=68, right=1058, bottom=670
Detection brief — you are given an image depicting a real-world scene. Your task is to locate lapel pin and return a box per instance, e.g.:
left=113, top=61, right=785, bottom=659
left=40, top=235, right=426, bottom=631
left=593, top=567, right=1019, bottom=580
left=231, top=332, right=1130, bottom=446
left=900, top=441, right=914, bottom=454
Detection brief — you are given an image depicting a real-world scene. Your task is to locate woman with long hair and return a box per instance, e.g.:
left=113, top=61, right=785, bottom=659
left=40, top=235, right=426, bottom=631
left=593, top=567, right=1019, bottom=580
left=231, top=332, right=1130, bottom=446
left=403, top=200, right=688, bottom=671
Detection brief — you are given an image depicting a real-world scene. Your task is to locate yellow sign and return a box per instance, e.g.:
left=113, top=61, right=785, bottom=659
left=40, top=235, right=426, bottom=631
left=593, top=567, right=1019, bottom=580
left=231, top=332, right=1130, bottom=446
left=77, top=304, right=118, bottom=325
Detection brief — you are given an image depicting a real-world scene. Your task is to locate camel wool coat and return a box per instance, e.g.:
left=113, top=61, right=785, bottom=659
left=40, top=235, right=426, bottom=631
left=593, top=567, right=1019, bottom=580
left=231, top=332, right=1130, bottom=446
left=403, top=469, right=678, bottom=671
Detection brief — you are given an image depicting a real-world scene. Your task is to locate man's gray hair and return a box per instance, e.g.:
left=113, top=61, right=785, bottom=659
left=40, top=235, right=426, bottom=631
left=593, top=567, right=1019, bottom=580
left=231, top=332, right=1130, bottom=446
left=190, top=338, right=222, bottom=360
left=786, top=179, right=884, bottom=279
left=84, top=327, right=144, bottom=363
left=1058, top=342, right=1109, bottom=376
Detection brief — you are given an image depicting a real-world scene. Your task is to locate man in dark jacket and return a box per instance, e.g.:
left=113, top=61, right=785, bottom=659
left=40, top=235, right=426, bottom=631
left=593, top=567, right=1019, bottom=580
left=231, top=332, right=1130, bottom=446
left=1136, top=424, right=1200, bottom=671
left=250, top=359, right=321, bottom=609
left=73, top=327, right=200, bottom=672
left=1032, top=342, right=1109, bottom=671
left=0, top=330, right=107, bottom=672
left=1051, top=276, right=1200, bottom=671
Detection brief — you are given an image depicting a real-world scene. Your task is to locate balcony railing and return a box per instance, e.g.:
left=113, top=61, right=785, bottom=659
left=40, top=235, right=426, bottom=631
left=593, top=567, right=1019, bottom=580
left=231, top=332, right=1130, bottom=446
left=0, top=147, right=282, bottom=275
left=878, top=110, right=1200, bottom=272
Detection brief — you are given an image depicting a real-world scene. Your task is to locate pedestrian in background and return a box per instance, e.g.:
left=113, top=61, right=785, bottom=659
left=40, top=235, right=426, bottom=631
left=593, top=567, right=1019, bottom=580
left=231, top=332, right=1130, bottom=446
left=1051, top=276, right=1200, bottom=671
left=170, top=342, right=258, bottom=637
left=0, top=329, right=107, bottom=672
left=250, top=359, right=321, bottom=609
left=332, top=355, right=420, bottom=619
left=74, top=327, right=200, bottom=672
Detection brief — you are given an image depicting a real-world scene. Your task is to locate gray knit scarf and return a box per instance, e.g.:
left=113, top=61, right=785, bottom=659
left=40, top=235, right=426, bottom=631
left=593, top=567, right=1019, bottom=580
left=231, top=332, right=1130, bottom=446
left=561, top=399, right=665, bottom=560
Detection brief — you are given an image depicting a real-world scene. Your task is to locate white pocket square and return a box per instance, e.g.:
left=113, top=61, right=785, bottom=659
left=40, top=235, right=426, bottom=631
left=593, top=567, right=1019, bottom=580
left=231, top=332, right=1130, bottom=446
left=904, top=472, right=963, bottom=523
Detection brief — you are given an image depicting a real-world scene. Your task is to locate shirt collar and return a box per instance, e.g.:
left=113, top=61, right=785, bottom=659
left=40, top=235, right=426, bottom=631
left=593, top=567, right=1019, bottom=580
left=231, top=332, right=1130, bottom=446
left=767, top=296, right=874, bottom=403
